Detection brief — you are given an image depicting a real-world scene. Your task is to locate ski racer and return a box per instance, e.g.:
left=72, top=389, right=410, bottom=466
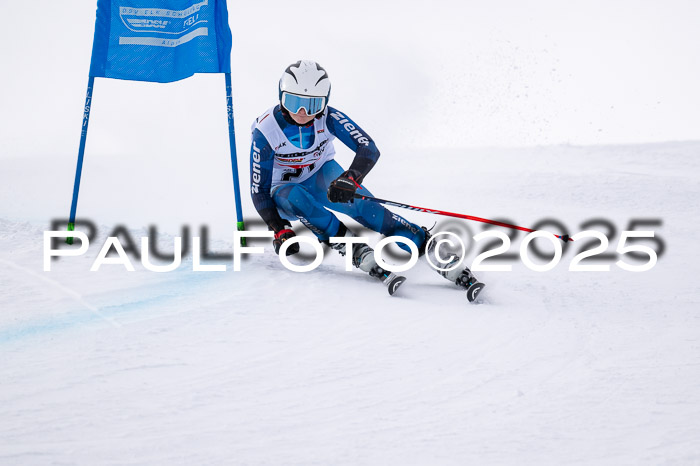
left=249, top=60, right=482, bottom=297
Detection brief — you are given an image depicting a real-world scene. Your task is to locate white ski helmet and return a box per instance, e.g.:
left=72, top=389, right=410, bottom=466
left=279, top=60, right=331, bottom=115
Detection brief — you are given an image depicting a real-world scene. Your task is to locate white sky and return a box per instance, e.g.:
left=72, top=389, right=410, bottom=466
left=1, top=0, right=699, bottom=158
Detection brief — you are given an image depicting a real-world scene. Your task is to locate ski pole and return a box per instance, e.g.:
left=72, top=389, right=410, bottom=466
left=353, top=193, right=573, bottom=242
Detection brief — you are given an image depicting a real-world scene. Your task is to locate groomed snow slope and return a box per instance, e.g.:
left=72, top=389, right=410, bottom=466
left=1, top=142, right=699, bottom=465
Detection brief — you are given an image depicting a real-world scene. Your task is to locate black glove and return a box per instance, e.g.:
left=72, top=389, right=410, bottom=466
left=327, top=170, right=361, bottom=203
left=273, top=227, right=300, bottom=256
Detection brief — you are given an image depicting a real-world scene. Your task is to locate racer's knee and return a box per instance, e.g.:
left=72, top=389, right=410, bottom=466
left=273, top=184, right=315, bottom=217
left=391, top=226, right=426, bottom=254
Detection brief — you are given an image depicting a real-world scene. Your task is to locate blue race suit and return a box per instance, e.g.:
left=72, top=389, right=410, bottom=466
left=249, top=105, right=425, bottom=251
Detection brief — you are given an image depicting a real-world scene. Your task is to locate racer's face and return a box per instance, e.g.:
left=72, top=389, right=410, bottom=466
left=289, top=108, right=315, bottom=125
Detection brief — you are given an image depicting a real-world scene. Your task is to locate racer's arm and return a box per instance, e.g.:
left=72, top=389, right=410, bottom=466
left=250, top=129, right=288, bottom=232
left=326, top=106, right=380, bottom=183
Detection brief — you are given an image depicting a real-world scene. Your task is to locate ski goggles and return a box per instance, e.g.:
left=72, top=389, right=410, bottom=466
left=281, top=92, right=326, bottom=115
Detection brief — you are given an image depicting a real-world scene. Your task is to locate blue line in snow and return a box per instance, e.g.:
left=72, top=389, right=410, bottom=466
left=0, top=272, right=218, bottom=345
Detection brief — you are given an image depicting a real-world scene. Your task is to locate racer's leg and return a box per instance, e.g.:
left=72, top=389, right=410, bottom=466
left=302, top=160, right=426, bottom=252
left=272, top=182, right=342, bottom=241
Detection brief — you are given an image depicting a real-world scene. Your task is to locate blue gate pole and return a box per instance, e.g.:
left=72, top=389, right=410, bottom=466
left=225, top=72, right=246, bottom=245
left=67, top=76, right=95, bottom=244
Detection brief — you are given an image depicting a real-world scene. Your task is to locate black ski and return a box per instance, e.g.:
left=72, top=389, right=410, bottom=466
left=451, top=265, right=486, bottom=303
left=385, top=273, right=407, bottom=296
left=465, top=281, right=486, bottom=303
left=369, top=267, right=407, bottom=296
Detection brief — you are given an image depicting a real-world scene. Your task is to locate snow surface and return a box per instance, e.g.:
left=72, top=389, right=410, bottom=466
left=1, top=1, right=700, bottom=463
left=1, top=141, right=699, bottom=465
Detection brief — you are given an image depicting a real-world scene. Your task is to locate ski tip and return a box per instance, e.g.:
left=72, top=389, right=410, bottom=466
left=388, top=275, right=407, bottom=296
left=466, top=282, right=486, bottom=303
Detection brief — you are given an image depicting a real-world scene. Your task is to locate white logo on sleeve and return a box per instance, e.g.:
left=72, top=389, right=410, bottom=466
left=329, top=111, right=370, bottom=146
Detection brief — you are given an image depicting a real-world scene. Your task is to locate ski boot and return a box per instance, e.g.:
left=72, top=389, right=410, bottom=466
left=327, top=224, right=407, bottom=296
left=420, top=227, right=486, bottom=302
